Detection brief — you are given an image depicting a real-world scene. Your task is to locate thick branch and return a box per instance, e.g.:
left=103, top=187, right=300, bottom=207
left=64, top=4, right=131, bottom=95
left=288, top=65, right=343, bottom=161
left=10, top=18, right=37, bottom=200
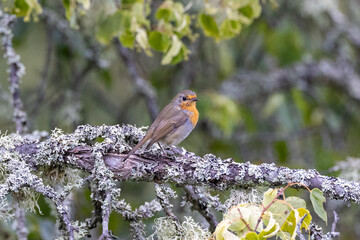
left=12, top=125, right=360, bottom=204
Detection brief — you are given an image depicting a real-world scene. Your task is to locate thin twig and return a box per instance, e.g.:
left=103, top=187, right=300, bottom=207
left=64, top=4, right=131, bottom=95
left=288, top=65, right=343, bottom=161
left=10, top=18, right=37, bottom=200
left=254, top=185, right=290, bottom=231
left=295, top=213, right=308, bottom=240
left=99, top=190, right=112, bottom=240
left=14, top=203, right=28, bottom=240
left=237, top=207, right=253, bottom=232
left=0, top=11, right=27, bottom=133
left=183, top=186, right=218, bottom=231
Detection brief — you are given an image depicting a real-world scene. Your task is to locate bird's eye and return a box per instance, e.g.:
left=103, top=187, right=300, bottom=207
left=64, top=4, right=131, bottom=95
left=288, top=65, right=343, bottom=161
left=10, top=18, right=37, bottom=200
left=182, top=96, right=187, bottom=101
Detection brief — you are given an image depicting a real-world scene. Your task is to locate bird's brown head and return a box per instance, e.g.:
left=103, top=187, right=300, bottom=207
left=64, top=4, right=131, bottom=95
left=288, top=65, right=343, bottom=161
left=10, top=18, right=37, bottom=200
left=173, top=90, right=199, bottom=126
left=173, top=90, right=198, bottom=109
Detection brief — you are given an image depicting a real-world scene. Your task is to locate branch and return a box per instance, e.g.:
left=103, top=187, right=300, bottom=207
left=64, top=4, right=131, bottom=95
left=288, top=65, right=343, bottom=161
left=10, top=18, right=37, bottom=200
left=183, top=186, right=218, bottom=231
left=295, top=213, right=308, bottom=240
left=0, top=10, right=27, bottom=133
left=114, top=39, right=159, bottom=120
left=221, top=58, right=360, bottom=103
left=0, top=10, right=28, bottom=239
left=11, top=124, right=360, bottom=204
left=99, top=190, right=112, bottom=240
left=308, top=211, right=340, bottom=240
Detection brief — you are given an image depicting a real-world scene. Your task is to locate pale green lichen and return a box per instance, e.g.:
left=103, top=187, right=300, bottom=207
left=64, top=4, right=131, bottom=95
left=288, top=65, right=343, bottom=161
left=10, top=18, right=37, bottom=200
left=56, top=220, right=88, bottom=240
left=223, top=188, right=264, bottom=210
left=148, top=216, right=210, bottom=240
left=0, top=196, right=14, bottom=220
left=330, top=157, right=360, bottom=181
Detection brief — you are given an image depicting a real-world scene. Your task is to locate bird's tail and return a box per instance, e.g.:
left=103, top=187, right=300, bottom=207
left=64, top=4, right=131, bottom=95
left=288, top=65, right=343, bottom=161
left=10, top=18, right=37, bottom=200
left=123, top=136, right=149, bottom=161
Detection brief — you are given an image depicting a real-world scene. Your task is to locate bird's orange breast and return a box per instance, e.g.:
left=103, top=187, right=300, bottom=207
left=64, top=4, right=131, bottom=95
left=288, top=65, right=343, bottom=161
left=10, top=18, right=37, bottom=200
left=181, top=103, right=199, bottom=127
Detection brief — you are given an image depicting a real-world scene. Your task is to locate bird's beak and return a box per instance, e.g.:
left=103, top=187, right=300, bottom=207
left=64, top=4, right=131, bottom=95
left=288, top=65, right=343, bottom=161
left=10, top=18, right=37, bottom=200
left=192, top=97, right=199, bottom=102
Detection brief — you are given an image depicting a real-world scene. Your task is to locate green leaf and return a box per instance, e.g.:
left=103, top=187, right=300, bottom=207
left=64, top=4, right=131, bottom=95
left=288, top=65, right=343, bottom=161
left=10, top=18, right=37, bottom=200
left=238, top=5, right=253, bottom=19
left=135, top=28, right=152, bottom=56
left=199, top=13, right=219, bottom=39
left=310, top=188, right=327, bottom=224
left=226, top=207, right=251, bottom=232
left=63, top=0, right=73, bottom=20
left=226, top=205, right=262, bottom=234
left=10, top=0, right=43, bottom=21
left=97, top=69, right=112, bottom=88
left=262, top=188, right=277, bottom=207
left=214, top=220, right=239, bottom=240
left=274, top=141, right=288, bottom=163
left=156, top=8, right=172, bottom=22
left=220, top=19, right=242, bottom=39
left=285, top=196, right=306, bottom=210
left=161, top=35, right=182, bottom=65
left=280, top=208, right=312, bottom=238
left=241, top=232, right=259, bottom=240
left=77, top=0, right=90, bottom=9
left=267, top=202, right=291, bottom=226
left=258, top=212, right=280, bottom=238
left=263, top=93, right=285, bottom=117
left=96, top=11, right=123, bottom=44
left=148, top=31, right=171, bottom=52
left=119, top=31, right=136, bottom=48
left=169, top=44, right=188, bottom=65
left=237, top=0, right=262, bottom=24
left=202, top=92, right=242, bottom=137
left=265, top=23, right=304, bottom=66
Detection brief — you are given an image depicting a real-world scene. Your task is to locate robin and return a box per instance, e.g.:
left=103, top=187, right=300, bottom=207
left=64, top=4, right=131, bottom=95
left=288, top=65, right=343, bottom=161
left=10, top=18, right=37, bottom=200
left=123, top=90, right=199, bottom=160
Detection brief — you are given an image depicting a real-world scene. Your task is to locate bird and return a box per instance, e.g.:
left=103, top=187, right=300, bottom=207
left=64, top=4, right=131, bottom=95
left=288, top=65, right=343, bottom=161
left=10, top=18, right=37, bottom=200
left=123, top=90, right=199, bottom=160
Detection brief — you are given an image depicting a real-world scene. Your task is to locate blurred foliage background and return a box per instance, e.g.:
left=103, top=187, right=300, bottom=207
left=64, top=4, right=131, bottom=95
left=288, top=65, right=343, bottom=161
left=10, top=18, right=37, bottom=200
left=1, top=0, right=360, bottom=239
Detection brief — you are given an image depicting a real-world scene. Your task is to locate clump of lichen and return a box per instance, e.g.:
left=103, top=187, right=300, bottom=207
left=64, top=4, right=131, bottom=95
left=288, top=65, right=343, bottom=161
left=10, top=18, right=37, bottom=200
left=330, top=157, right=360, bottom=181
left=223, top=188, right=264, bottom=210
left=148, top=216, right=210, bottom=240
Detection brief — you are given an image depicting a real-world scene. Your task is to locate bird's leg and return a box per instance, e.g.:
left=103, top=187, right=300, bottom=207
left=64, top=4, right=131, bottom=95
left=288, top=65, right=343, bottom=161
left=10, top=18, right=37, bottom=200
left=170, top=146, right=192, bottom=160
left=157, top=142, right=167, bottom=157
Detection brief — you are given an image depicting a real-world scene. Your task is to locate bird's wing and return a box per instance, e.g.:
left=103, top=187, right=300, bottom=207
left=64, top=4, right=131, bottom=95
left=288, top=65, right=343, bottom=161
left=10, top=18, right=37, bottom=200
left=123, top=102, right=184, bottom=160
left=146, top=114, right=187, bottom=149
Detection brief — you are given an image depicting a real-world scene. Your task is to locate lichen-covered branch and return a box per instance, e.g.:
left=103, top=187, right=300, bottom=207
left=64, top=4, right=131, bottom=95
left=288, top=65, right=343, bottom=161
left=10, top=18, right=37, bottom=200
left=0, top=10, right=27, bottom=133
left=8, top=124, right=360, bottom=204
left=0, top=10, right=29, bottom=239
left=183, top=186, right=219, bottom=231
left=99, top=190, right=112, bottom=240
left=1, top=124, right=358, bottom=238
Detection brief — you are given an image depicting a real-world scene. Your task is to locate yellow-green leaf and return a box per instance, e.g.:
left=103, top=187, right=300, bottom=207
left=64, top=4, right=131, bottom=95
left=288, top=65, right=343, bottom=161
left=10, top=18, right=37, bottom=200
left=214, top=220, right=239, bottom=240
left=285, top=196, right=306, bottom=210
left=77, top=0, right=90, bottom=9
left=96, top=11, right=123, bottom=44
left=10, top=0, right=43, bottom=21
left=199, top=13, right=219, bottom=39
left=119, top=31, right=136, bottom=48
left=220, top=19, right=242, bottom=39
left=241, top=232, right=259, bottom=240
left=258, top=212, right=280, bottom=238
left=136, top=28, right=152, bottom=56
left=149, top=31, right=171, bottom=52
left=262, top=188, right=277, bottom=207
left=310, top=188, right=327, bottom=224
left=161, top=35, right=182, bottom=65
left=267, top=202, right=291, bottom=226
left=263, top=93, right=285, bottom=117
left=280, top=208, right=312, bottom=238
